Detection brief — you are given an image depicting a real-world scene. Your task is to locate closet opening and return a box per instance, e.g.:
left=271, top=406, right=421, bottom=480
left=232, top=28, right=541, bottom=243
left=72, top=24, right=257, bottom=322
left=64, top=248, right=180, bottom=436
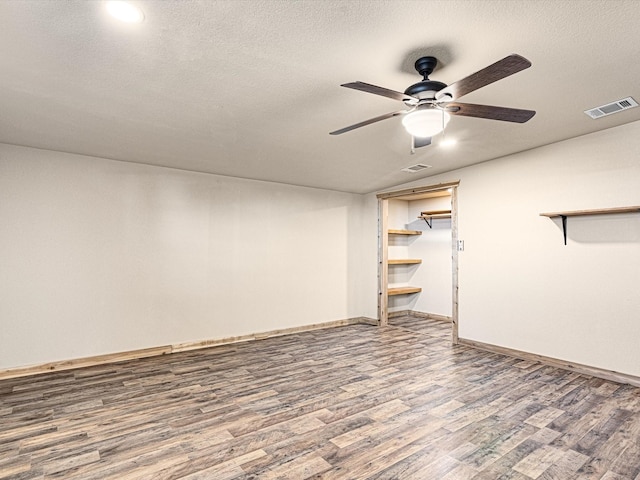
left=377, top=181, right=460, bottom=343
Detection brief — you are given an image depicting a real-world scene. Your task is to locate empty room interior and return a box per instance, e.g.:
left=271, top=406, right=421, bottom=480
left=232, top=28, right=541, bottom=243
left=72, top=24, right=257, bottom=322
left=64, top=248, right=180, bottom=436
left=2, top=1, right=640, bottom=479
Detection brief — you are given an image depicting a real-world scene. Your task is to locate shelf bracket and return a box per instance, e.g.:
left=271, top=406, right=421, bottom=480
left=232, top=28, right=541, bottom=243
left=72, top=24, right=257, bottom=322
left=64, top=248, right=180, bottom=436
left=422, top=216, right=433, bottom=229
left=561, top=215, right=567, bottom=245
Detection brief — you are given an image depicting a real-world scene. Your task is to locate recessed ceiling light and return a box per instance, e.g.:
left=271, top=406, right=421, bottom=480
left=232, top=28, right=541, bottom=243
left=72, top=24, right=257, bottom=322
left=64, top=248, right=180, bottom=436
left=106, top=1, right=144, bottom=23
left=440, top=138, right=457, bottom=148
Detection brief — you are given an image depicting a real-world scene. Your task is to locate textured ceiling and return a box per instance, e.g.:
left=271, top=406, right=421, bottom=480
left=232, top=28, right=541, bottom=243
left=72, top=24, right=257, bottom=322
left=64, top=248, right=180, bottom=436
left=1, top=0, right=639, bottom=194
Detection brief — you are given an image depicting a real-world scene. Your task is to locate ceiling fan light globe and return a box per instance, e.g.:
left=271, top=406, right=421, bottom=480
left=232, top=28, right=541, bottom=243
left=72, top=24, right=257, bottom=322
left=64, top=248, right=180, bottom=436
left=402, top=109, right=450, bottom=138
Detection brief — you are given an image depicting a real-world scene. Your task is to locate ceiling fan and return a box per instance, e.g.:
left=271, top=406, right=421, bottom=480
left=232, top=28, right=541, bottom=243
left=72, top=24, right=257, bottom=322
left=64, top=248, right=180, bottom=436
left=330, top=54, right=536, bottom=148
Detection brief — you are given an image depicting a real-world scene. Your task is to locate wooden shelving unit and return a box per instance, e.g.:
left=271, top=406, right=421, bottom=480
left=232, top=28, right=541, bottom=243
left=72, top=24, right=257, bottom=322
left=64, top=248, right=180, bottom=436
left=386, top=230, right=423, bottom=296
left=388, top=259, right=422, bottom=265
left=388, top=286, right=422, bottom=296
left=540, top=206, right=640, bottom=245
left=418, top=209, right=452, bottom=228
left=388, top=229, right=422, bottom=236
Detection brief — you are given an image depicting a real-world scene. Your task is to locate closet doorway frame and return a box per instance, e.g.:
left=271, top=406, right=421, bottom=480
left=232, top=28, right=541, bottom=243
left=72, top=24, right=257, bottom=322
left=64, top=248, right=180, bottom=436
left=377, top=180, right=460, bottom=344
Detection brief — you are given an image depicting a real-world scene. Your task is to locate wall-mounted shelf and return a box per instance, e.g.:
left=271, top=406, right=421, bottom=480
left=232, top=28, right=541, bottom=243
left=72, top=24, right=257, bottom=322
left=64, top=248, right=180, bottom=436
left=388, top=259, right=422, bottom=265
left=388, top=286, right=422, bottom=296
left=418, top=210, right=452, bottom=228
left=388, top=229, right=422, bottom=236
left=540, top=206, right=640, bottom=245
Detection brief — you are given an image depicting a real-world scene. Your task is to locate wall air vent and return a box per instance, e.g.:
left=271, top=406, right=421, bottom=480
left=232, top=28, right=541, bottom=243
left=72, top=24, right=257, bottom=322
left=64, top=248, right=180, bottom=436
left=584, top=96, right=638, bottom=119
left=401, top=163, right=432, bottom=173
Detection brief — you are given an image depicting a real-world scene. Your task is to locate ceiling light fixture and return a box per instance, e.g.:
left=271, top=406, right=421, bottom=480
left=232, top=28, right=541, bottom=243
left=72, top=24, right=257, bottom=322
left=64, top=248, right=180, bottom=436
left=440, top=138, right=457, bottom=148
left=401, top=107, right=450, bottom=138
left=106, top=1, right=145, bottom=23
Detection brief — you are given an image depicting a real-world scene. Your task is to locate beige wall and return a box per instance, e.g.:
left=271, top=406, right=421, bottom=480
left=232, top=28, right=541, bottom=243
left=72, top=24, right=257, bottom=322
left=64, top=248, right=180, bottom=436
left=3, top=119, right=639, bottom=377
left=0, top=144, right=370, bottom=369
left=378, top=120, right=640, bottom=377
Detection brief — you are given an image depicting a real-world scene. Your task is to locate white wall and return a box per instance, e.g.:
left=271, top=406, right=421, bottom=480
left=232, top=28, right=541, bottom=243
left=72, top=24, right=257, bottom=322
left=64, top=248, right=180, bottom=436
left=386, top=197, right=453, bottom=316
left=5, top=118, right=639, bottom=378
left=0, top=143, right=370, bottom=370
left=407, top=197, right=452, bottom=317
left=376, top=120, right=640, bottom=377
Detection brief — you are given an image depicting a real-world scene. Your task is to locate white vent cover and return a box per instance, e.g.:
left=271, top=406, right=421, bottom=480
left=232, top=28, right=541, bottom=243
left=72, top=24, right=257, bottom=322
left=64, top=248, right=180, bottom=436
left=584, top=97, right=638, bottom=119
left=401, top=163, right=432, bottom=173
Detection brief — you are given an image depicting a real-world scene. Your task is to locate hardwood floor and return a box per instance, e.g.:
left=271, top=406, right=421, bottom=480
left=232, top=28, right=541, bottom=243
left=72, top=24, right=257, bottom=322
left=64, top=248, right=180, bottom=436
left=2, top=316, right=640, bottom=479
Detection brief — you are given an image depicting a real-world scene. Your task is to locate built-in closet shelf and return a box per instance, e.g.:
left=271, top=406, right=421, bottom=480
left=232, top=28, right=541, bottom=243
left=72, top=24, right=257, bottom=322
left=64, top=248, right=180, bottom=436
left=419, top=209, right=452, bottom=228
left=388, top=229, right=422, bottom=236
left=388, top=259, right=422, bottom=265
left=388, top=286, right=422, bottom=296
left=540, top=206, right=640, bottom=245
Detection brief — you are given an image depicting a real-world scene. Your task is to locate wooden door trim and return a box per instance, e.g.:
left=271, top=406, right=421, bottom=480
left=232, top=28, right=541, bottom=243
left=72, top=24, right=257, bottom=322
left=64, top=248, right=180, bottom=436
left=377, top=181, right=460, bottom=199
left=378, top=198, right=389, bottom=326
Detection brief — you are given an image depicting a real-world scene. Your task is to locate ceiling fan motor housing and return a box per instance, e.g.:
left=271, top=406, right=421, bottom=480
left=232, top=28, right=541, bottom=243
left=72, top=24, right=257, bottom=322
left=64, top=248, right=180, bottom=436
left=404, top=80, right=447, bottom=100
left=404, top=56, right=447, bottom=101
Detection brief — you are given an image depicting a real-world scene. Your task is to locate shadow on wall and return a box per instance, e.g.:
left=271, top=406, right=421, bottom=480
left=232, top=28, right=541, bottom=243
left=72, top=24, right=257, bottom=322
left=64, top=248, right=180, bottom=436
left=547, top=213, right=640, bottom=244
left=407, top=218, right=451, bottom=232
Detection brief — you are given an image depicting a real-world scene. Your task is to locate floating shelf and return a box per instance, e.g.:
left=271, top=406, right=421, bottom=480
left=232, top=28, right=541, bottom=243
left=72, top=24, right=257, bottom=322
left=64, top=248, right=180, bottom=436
left=540, top=206, right=640, bottom=218
left=540, top=206, right=640, bottom=245
left=388, top=229, right=422, bottom=236
left=418, top=210, right=452, bottom=228
left=388, top=259, right=422, bottom=265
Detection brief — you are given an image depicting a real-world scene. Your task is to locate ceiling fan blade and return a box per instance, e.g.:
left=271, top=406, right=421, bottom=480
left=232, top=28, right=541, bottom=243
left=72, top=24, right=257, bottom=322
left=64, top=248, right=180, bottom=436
left=413, top=136, right=432, bottom=148
left=329, top=110, right=406, bottom=135
left=444, top=102, right=536, bottom=123
left=436, top=54, right=532, bottom=101
left=341, top=82, right=419, bottom=104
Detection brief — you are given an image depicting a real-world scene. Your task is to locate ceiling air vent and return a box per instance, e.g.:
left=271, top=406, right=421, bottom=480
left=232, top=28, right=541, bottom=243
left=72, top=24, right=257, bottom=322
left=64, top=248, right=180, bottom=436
left=584, top=96, right=638, bottom=119
left=401, top=163, right=432, bottom=173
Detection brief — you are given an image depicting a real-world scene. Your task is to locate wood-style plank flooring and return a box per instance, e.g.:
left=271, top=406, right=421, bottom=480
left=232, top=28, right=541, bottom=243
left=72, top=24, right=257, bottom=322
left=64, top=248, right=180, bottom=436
left=2, top=316, right=640, bottom=479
